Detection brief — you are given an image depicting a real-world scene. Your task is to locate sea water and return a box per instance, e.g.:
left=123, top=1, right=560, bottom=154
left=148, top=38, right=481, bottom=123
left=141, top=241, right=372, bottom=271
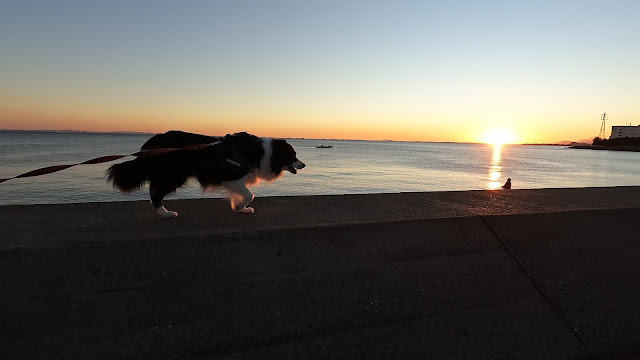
left=0, top=131, right=638, bottom=205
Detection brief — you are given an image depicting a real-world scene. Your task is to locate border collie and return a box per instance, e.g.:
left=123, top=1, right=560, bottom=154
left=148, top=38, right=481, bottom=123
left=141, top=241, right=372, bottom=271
left=107, top=130, right=305, bottom=217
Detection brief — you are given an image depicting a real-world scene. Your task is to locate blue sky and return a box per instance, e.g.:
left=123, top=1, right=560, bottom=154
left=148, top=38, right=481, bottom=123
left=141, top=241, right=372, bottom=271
left=1, top=0, right=639, bottom=142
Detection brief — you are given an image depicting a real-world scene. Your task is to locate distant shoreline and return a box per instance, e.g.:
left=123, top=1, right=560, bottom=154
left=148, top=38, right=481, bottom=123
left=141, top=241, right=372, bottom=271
left=569, top=144, right=640, bottom=152
left=0, top=130, right=564, bottom=146
left=0, top=129, right=152, bottom=135
left=0, top=129, right=597, bottom=147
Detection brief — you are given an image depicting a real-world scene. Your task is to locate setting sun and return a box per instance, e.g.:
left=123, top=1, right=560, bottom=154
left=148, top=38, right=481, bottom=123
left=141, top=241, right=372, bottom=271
left=481, top=128, right=517, bottom=145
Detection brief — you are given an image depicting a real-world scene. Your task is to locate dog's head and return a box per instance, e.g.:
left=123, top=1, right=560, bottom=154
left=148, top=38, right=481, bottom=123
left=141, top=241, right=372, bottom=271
left=270, top=139, right=305, bottom=175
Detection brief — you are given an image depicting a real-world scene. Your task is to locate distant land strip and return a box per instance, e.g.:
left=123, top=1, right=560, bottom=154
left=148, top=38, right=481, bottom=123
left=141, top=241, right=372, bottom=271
left=0, top=129, right=153, bottom=135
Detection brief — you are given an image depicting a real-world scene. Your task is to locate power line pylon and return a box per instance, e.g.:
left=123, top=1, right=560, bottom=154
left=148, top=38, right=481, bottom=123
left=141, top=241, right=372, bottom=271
left=598, top=112, right=607, bottom=139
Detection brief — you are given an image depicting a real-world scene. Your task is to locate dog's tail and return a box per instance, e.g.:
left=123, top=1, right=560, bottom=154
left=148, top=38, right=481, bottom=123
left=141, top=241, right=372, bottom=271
left=107, top=158, right=147, bottom=193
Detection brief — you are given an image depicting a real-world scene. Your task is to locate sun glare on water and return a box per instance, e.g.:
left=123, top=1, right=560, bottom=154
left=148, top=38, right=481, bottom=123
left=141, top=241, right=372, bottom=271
left=482, top=128, right=517, bottom=146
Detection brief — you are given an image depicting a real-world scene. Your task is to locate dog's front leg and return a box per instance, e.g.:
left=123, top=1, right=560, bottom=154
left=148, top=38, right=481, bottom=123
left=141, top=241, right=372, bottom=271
left=222, top=178, right=255, bottom=214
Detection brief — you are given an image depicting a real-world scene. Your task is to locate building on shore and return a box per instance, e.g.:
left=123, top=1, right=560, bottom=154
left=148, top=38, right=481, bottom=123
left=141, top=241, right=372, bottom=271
left=610, top=125, right=640, bottom=139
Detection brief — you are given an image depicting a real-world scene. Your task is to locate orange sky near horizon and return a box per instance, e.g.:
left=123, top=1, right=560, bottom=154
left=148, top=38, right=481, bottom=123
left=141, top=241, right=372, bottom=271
left=0, top=97, right=630, bottom=144
left=0, top=104, right=632, bottom=144
left=0, top=102, right=599, bottom=143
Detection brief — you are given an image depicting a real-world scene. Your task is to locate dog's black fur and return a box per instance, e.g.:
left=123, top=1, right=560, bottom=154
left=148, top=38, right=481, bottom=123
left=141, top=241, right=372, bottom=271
left=107, top=130, right=304, bottom=216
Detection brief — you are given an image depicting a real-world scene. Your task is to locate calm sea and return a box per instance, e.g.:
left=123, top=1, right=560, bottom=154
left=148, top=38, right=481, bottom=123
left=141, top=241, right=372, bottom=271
left=0, top=131, right=638, bottom=206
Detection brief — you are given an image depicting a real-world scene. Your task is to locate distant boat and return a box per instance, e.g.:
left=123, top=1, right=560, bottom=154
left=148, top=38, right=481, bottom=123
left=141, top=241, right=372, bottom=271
left=316, top=145, right=333, bottom=149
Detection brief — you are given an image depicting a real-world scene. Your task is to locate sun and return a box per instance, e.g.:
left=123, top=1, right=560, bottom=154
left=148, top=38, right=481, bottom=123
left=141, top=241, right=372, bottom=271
left=481, top=128, right=517, bottom=145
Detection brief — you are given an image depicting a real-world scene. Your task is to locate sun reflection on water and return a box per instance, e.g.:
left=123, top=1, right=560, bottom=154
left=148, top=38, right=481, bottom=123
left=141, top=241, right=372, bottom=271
left=487, top=145, right=502, bottom=190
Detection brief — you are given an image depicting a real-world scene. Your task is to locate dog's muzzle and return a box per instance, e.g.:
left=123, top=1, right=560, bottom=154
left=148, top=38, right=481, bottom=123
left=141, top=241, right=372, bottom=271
left=288, top=161, right=305, bottom=174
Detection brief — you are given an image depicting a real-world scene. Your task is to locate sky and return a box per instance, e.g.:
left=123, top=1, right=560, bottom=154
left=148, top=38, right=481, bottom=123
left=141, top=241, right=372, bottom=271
left=1, top=0, right=639, bottom=143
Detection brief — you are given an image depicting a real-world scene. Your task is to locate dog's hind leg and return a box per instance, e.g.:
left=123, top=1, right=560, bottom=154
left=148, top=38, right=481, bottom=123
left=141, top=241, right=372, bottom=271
left=222, top=178, right=255, bottom=214
left=150, top=181, right=180, bottom=218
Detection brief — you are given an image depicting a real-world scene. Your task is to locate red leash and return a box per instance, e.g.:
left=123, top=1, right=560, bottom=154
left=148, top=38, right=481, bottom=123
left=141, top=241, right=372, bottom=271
left=0, top=143, right=214, bottom=184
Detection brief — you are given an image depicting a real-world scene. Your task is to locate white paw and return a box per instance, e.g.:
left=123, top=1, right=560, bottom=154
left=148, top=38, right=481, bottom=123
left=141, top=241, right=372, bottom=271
left=156, top=206, right=178, bottom=218
left=238, top=207, right=254, bottom=214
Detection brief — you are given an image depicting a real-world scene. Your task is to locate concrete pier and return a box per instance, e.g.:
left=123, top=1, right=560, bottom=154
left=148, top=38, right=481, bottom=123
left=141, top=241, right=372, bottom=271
left=1, top=187, right=640, bottom=358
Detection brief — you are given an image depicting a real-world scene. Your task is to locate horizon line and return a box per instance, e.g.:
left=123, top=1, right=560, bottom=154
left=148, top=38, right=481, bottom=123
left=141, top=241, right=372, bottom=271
left=0, top=128, right=582, bottom=146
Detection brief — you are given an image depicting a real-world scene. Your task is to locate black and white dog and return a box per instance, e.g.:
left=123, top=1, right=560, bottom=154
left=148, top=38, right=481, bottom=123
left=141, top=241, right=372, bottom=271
left=107, top=130, right=305, bottom=217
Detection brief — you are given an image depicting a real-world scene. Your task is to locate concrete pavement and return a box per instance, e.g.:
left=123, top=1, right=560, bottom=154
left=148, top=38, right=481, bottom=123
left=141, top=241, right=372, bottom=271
left=1, top=187, right=639, bottom=358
